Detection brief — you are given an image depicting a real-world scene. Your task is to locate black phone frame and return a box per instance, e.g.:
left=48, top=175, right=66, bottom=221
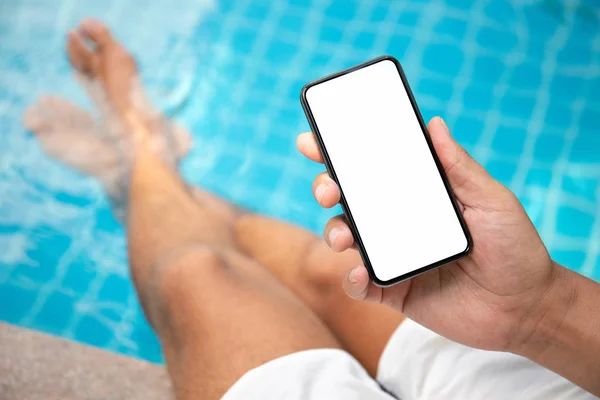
left=300, top=55, right=472, bottom=287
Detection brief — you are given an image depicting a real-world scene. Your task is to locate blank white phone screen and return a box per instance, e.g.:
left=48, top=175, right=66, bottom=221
left=305, top=59, right=468, bottom=282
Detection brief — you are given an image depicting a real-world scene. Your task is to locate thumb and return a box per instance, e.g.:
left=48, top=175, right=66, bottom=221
left=428, top=117, right=502, bottom=207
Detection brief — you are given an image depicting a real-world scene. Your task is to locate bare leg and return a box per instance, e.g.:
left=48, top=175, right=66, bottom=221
left=128, top=146, right=340, bottom=399
left=27, top=18, right=403, bottom=387
left=233, top=216, right=405, bottom=377
left=43, top=20, right=341, bottom=399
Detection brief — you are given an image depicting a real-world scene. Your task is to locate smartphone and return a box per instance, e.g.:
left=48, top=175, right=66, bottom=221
left=300, top=56, right=471, bottom=286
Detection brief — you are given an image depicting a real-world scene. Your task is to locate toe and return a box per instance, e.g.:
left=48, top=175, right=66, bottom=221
left=79, top=19, right=113, bottom=48
left=67, top=31, right=94, bottom=74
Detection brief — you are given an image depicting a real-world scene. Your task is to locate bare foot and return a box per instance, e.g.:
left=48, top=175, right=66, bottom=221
left=23, top=96, right=124, bottom=198
left=24, top=19, right=192, bottom=213
left=67, top=20, right=137, bottom=117
left=66, top=19, right=191, bottom=160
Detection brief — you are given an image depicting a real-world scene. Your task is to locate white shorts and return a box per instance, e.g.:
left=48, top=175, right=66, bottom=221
left=223, top=319, right=594, bottom=399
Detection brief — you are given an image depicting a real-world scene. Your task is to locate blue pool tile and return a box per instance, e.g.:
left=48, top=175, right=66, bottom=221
left=245, top=160, right=283, bottom=193
left=570, top=127, right=600, bottom=163
left=386, top=35, right=411, bottom=60
left=594, top=258, right=600, bottom=282
left=417, top=78, right=453, bottom=103
left=273, top=106, right=303, bottom=129
left=279, top=12, right=304, bottom=33
left=549, top=74, right=585, bottom=104
left=561, top=177, right=598, bottom=203
left=451, top=116, right=485, bottom=147
left=397, top=11, right=419, bottom=28
left=485, top=159, right=518, bottom=184
left=473, top=56, right=505, bottom=85
left=484, top=0, right=517, bottom=23
left=287, top=0, right=310, bottom=7
left=231, top=28, right=256, bottom=54
left=522, top=5, right=559, bottom=43
left=433, top=17, right=467, bottom=40
left=578, top=106, right=599, bottom=135
left=544, top=102, right=571, bottom=131
left=14, top=263, right=57, bottom=285
left=74, top=315, right=114, bottom=349
left=557, top=37, right=592, bottom=67
left=210, top=154, right=246, bottom=177
left=318, top=23, right=344, bottom=44
left=131, top=315, right=162, bottom=363
left=552, top=250, right=587, bottom=273
left=24, top=229, right=72, bottom=280
left=265, top=40, right=297, bottom=64
left=288, top=177, right=319, bottom=210
left=262, top=131, right=294, bottom=155
left=255, top=69, right=280, bottom=94
left=98, top=307, right=124, bottom=324
left=533, top=134, right=564, bottom=163
left=0, top=284, right=37, bottom=324
left=94, top=206, right=122, bottom=235
left=500, top=92, right=536, bottom=120
left=448, top=0, right=479, bottom=10
left=418, top=106, right=443, bottom=125
left=220, top=60, right=246, bottom=84
left=62, top=258, right=96, bottom=294
left=422, top=43, right=464, bottom=76
left=245, top=3, right=270, bottom=21
left=34, top=292, right=74, bottom=335
left=462, top=85, right=494, bottom=112
left=521, top=195, right=547, bottom=226
left=509, top=63, right=542, bottom=91
left=490, top=125, right=527, bottom=156
left=353, top=31, right=376, bottom=51
left=370, top=3, right=390, bottom=23
left=54, top=191, right=94, bottom=208
left=98, top=275, right=132, bottom=305
left=308, top=52, right=334, bottom=75
left=556, top=206, right=594, bottom=238
left=324, top=0, right=357, bottom=20
left=476, top=27, right=518, bottom=53
left=525, top=168, right=553, bottom=189
left=242, top=99, right=270, bottom=121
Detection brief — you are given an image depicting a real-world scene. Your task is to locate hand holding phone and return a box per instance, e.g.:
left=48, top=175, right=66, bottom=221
left=298, top=56, right=557, bottom=354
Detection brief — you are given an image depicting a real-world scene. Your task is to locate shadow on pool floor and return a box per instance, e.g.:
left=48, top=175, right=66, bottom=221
left=0, top=322, right=171, bottom=399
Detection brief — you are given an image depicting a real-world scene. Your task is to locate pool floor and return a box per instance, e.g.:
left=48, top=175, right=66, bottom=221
left=0, top=0, right=599, bottom=362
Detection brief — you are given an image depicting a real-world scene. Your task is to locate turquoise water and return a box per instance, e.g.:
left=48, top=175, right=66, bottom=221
left=0, top=0, right=599, bottom=363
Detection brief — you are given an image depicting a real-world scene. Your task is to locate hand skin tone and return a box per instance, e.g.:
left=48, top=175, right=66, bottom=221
left=297, top=117, right=600, bottom=396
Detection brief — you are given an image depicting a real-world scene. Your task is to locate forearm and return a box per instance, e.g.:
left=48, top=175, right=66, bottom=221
left=517, top=263, right=600, bottom=395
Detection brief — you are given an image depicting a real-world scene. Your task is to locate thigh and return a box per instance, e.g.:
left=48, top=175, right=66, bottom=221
left=151, top=244, right=341, bottom=400
left=234, top=215, right=405, bottom=377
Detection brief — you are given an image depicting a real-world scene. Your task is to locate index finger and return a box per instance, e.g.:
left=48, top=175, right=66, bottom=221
left=296, top=132, right=324, bottom=164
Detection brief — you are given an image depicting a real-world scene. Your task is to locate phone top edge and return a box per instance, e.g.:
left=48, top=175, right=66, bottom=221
left=300, top=55, right=400, bottom=101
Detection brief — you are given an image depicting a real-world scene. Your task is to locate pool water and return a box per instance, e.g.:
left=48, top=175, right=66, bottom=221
left=0, top=0, right=599, bottom=363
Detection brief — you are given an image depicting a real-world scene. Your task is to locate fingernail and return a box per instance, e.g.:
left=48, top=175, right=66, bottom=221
left=329, top=227, right=341, bottom=247
left=348, top=267, right=360, bottom=284
left=315, top=184, right=328, bottom=202
left=438, top=117, right=450, bottom=137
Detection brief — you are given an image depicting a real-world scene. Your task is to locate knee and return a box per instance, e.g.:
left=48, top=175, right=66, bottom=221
left=153, top=245, right=228, bottom=320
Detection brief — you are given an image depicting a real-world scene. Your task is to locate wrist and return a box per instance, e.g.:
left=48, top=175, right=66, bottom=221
left=512, top=263, right=600, bottom=395
left=512, top=262, right=577, bottom=360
